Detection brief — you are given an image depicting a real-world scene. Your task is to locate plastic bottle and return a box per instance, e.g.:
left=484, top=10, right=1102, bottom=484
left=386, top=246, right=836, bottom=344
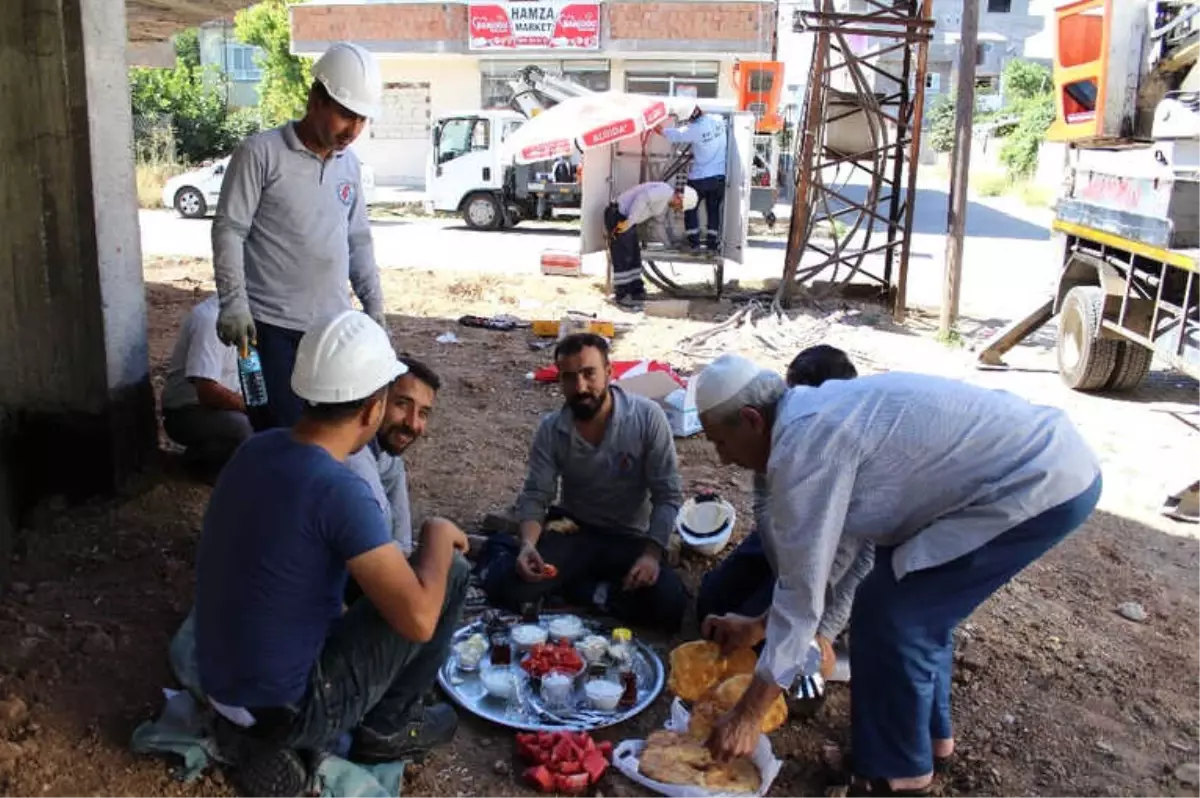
left=238, top=345, right=269, bottom=408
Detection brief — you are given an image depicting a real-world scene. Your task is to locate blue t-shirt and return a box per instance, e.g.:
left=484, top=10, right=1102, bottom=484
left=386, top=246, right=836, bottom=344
left=195, top=429, right=392, bottom=708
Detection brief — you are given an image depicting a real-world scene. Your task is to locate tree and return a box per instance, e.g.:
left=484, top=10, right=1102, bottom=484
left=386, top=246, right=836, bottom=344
left=236, top=0, right=314, bottom=127
left=1001, top=59, right=1052, bottom=105
left=927, top=95, right=956, bottom=153
left=129, top=29, right=262, bottom=163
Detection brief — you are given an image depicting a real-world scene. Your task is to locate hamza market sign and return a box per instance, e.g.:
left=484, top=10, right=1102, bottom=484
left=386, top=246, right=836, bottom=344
left=468, top=0, right=601, bottom=50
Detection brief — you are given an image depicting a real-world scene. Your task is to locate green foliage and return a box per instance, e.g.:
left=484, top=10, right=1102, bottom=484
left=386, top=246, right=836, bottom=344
left=974, top=172, right=1010, bottom=197
left=236, top=0, right=314, bottom=127
left=999, top=93, right=1055, bottom=179
left=927, top=94, right=956, bottom=153
left=129, top=30, right=263, bottom=164
left=1001, top=59, right=1051, bottom=104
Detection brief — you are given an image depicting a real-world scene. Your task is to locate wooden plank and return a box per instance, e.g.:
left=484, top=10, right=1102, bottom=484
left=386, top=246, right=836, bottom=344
left=975, top=298, right=1056, bottom=367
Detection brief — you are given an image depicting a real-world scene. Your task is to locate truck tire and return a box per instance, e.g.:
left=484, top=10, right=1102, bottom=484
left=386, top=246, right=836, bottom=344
left=1057, top=285, right=1119, bottom=391
left=463, top=192, right=502, bottom=231
left=1105, top=340, right=1154, bottom=392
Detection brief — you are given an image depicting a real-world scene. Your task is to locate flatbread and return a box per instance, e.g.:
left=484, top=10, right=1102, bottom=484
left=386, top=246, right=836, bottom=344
left=667, top=640, right=760, bottom=702
left=639, top=730, right=762, bottom=794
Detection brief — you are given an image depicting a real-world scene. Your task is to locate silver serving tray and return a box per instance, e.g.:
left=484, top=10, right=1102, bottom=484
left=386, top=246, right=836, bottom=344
left=437, top=614, right=665, bottom=732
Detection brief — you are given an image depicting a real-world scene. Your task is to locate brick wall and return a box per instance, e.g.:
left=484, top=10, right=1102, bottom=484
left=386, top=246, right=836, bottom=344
left=292, top=3, right=468, bottom=45
left=291, top=0, right=772, bottom=53
left=608, top=1, right=771, bottom=43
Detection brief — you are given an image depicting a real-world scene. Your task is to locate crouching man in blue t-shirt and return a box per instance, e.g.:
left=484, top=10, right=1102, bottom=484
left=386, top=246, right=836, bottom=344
left=194, top=310, right=468, bottom=794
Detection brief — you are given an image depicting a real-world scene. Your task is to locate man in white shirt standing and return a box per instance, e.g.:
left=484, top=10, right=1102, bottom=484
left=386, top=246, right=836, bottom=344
left=693, top=355, right=1102, bottom=796
left=212, top=42, right=385, bottom=430
left=605, top=182, right=697, bottom=308
left=657, top=101, right=727, bottom=251
left=161, top=296, right=253, bottom=477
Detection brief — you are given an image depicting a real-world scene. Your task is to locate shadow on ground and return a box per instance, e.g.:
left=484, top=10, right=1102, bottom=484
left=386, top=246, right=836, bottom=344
left=0, top=281, right=1194, bottom=797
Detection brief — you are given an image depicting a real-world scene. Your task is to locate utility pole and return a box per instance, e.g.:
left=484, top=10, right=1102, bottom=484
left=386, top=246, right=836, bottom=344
left=939, top=0, right=980, bottom=337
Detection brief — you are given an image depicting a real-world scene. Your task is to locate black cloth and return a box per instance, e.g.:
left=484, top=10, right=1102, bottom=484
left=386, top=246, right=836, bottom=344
left=684, top=175, right=726, bottom=250
left=479, top=510, right=686, bottom=633
left=604, top=203, right=645, bottom=300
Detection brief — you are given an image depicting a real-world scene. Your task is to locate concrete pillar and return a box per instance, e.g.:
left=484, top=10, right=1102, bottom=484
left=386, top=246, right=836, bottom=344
left=0, top=0, right=156, bottom=566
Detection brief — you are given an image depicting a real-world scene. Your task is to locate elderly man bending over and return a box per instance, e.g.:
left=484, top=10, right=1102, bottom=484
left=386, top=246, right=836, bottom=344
left=693, top=355, right=1100, bottom=796
left=482, top=333, right=687, bottom=632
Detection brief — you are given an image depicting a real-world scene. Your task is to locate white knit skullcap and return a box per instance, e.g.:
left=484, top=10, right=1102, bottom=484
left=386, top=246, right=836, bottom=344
left=691, top=353, right=764, bottom=414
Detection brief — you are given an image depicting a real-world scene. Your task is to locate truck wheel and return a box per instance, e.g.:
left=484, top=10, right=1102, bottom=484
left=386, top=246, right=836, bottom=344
left=1057, top=285, right=1119, bottom=391
left=463, top=193, right=501, bottom=230
left=1105, top=340, right=1153, bottom=392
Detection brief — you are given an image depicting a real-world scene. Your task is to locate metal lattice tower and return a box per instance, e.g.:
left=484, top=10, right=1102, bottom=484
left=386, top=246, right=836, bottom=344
left=778, top=0, right=934, bottom=320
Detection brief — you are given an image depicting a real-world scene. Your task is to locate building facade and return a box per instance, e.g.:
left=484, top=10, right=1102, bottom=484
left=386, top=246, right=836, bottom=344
left=290, top=0, right=776, bottom=186
left=198, top=19, right=266, bottom=108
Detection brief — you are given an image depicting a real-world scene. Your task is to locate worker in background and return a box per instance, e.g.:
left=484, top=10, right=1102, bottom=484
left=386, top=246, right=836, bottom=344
left=693, top=355, right=1101, bottom=795
left=195, top=311, right=465, bottom=797
left=696, top=345, right=872, bottom=692
left=481, top=333, right=688, bottom=632
left=605, top=181, right=699, bottom=308
left=213, top=41, right=386, bottom=431
left=160, top=295, right=253, bottom=480
left=656, top=101, right=727, bottom=252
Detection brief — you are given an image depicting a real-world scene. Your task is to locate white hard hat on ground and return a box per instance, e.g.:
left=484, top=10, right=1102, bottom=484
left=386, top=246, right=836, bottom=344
left=292, top=310, right=406, bottom=405
left=312, top=42, right=382, bottom=119
left=676, top=494, right=737, bottom=556
left=681, top=186, right=699, bottom=211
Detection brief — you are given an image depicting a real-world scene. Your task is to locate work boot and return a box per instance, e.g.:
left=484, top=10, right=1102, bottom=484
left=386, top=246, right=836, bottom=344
left=350, top=703, right=459, bottom=764
left=213, top=717, right=310, bottom=797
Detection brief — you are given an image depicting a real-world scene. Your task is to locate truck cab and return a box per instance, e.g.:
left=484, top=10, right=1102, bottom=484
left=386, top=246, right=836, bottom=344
left=428, top=110, right=527, bottom=228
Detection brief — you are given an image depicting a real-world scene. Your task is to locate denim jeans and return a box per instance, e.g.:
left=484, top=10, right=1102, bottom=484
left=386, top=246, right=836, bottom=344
left=696, top=530, right=774, bottom=622
left=267, top=553, right=471, bottom=751
left=683, top=175, right=726, bottom=250
left=850, top=475, right=1102, bottom=779
left=252, top=321, right=305, bottom=431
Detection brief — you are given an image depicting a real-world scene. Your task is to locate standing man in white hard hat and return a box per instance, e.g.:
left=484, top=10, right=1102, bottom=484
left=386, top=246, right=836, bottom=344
left=605, top=181, right=698, bottom=308
left=690, top=354, right=1101, bottom=795
left=213, top=42, right=386, bottom=430
left=195, top=311, right=467, bottom=795
left=655, top=101, right=727, bottom=252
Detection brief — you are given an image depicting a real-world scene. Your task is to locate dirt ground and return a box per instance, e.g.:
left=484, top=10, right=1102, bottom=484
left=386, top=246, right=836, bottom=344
left=1, top=255, right=1197, bottom=797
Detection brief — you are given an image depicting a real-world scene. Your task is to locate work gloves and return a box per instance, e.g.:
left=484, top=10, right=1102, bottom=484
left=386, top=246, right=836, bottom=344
left=217, top=303, right=256, bottom=351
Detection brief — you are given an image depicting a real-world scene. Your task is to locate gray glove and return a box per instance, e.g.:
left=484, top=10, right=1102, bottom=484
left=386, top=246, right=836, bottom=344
left=794, top=640, right=826, bottom=701
left=217, top=304, right=256, bottom=349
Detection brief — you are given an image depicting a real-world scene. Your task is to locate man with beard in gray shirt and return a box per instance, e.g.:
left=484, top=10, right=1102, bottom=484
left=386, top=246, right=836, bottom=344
left=482, top=333, right=687, bottom=632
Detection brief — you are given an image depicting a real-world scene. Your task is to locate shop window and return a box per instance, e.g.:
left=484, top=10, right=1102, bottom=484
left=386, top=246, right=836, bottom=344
left=625, top=60, right=720, bottom=99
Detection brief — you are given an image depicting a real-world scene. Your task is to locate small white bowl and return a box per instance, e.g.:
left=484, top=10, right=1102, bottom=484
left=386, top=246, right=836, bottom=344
left=548, top=615, right=584, bottom=642
left=481, top=667, right=519, bottom=700
left=577, top=635, right=609, bottom=664
left=584, top=679, right=623, bottom=711
left=541, top=671, right=574, bottom=708
left=511, top=624, right=549, bottom=650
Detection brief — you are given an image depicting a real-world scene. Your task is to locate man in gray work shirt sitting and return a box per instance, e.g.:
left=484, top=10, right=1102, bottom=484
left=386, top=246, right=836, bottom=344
left=212, top=42, right=386, bottom=430
left=482, top=333, right=688, bottom=632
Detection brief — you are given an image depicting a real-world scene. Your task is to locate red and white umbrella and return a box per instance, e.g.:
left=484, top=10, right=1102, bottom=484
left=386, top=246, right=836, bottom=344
left=502, top=92, right=669, bottom=164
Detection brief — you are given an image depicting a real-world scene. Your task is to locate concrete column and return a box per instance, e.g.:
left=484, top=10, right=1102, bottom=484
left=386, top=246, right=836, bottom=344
left=0, top=0, right=156, bottom=555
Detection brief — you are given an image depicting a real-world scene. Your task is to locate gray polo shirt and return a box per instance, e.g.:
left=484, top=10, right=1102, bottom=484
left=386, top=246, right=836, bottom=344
left=515, top=386, right=683, bottom=549
left=212, top=123, right=383, bottom=332
left=345, top=442, right=414, bottom=554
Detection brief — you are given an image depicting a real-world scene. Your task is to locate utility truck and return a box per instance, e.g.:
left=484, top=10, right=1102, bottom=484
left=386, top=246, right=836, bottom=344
left=427, top=66, right=592, bottom=229
left=978, top=0, right=1198, bottom=391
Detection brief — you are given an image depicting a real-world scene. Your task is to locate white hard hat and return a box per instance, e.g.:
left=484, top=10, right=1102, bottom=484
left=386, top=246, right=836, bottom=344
left=681, top=186, right=699, bottom=211
left=676, top=494, right=736, bottom=556
left=312, top=42, right=382, bottom=119
left=292, top=311, right=406, bottom=405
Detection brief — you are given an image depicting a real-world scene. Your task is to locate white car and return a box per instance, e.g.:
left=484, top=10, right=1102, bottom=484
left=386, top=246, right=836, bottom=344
left=162, top=155, right=379, bottom=219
